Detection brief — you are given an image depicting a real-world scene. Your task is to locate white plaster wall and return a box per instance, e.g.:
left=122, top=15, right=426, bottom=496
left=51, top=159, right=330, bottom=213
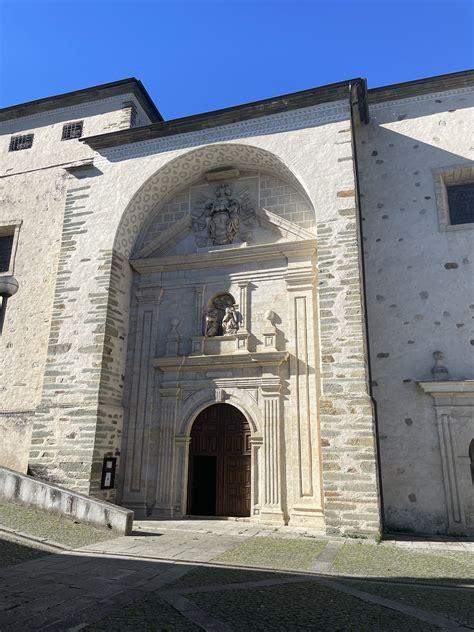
left=0, top=168, right=67, bottom=410
left=0, top=94, right=151, bottom=474
left=359, top=87, right=474, bottom=534
left=0, top=93, right=150, bottom=176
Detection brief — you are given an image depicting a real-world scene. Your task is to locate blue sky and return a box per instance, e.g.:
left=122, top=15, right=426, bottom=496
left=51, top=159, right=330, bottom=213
left=0, top=0, right=472, bottom=118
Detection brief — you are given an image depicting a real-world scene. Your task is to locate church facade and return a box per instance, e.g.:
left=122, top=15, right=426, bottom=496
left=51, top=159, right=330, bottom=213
left=0, top=71, right=472, bottom=536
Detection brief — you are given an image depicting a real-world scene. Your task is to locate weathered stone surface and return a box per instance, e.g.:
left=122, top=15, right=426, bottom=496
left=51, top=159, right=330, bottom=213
left=1, top=73, right=472, bottom=539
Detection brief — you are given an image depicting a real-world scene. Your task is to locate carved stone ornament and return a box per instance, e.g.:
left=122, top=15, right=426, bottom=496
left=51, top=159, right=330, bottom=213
left=204, top=293, right=241, bottom=337
left=192, top=183, right=256, bottom=247
left=166, top=318, right=180, bottom=356
left=222, top=305, right=240, bottom=334
left=432, top=350, right=449, bottom=380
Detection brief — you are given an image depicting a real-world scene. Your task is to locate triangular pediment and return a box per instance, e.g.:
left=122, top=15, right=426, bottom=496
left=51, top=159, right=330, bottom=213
left=133, top=208, right=314, bottom=260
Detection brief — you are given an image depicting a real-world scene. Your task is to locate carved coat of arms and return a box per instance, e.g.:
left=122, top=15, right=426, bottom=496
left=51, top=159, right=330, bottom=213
left=192, top=184, right=256, bottom=247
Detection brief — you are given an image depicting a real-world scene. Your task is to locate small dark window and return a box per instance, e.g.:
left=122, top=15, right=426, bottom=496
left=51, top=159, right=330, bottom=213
left=0, top=235, right=14, bottom=273
left=9, top=134, right=34, bottom=151
left=447, top=183, right=474, bottom=225
left=61, top=121, right=83, bottom=140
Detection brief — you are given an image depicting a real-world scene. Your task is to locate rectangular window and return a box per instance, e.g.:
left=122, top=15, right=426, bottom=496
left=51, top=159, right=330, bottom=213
left=447, top=183, right=474, bottom=226
left=9, top=134, right=34, bottom=151
left=61, top=121, right=83, bottom=140
left=0, top=235, right=14, bottom=273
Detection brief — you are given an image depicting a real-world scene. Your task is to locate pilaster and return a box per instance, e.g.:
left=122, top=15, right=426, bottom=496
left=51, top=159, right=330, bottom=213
left=259, top=380, right=285, bottom=524
left=152, top=386, right=181, bottom=517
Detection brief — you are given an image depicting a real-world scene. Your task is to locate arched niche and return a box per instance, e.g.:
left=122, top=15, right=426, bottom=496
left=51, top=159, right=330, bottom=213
left=113, top=143, right=314, bottom=258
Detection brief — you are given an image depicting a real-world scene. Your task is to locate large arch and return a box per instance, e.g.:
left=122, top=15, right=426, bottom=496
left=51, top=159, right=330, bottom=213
left=114, top=142, right=315, bottom=521
left=177, top=387, right=263, bottom=438
left=113, top=142, right=314, bottom=257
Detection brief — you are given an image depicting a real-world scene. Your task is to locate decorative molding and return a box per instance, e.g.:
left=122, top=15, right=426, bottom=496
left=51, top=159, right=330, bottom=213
left=154, top=351, right=289, bottom=372
left=370, top=86, right=474, bottom=111
left=134, top=215, right=191, bottom=259
left=131, top=239, right=317, bottom=274
left=94, top=100, right=349, bottom=165
left=257, top=207, right=315, bottom=241
left=417, top=380, right=474, bottom=398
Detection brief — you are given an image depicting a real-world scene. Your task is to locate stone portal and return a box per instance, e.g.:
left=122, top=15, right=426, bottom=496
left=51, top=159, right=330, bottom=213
left=188, top=403, right=251, bottom=517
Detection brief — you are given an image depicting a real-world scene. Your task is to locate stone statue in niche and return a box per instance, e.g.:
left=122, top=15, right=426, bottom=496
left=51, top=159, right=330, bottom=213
left=204, top=293, right=240, bottom=336
left=222, top=305, right=239, bottom=334
left=204, top=309, right=219, bottom=337
left=192, top=184, right=256, bottom=247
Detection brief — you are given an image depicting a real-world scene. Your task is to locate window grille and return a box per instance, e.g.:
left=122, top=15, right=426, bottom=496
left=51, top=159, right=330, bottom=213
left=61, top=121, right=83, bottom=140
left=447, top=183, right=474, bottom=226
left=9, top=134, right=34, bottom=151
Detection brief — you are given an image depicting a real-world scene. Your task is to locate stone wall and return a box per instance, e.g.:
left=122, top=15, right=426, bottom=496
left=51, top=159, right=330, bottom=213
left=359, top=85, right=474, bottom=534
left=0, top=94, right=151, bottom=477
left=3, top=95, right=381, bottom=534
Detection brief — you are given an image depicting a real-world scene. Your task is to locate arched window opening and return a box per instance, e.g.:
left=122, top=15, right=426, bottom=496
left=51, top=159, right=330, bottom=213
left=204, top=293, right=240, bottom=337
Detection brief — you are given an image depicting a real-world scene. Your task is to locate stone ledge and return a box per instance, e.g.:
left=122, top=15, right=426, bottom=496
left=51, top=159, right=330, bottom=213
left=0, top=466, right=133, bottom=535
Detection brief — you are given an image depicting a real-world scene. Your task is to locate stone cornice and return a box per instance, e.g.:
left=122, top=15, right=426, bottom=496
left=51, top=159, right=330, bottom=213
left=0, top=78, right=162, bottom=124
left=418, top=380, right=474, bottom=393
left=131, top=239, right=317, bottom=274
left=417, top=380, right=474, bottom=401
left=91, top=100, right=350, bottom=163
left=369, top=86, right=474, bottom=111
left=154, top=351, right=289, bottom=372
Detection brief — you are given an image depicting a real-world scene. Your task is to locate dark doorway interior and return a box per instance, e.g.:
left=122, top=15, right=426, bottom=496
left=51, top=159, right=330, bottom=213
left=187, top=403, right=251, bottom=517
left=189, top=456, right=217, bottom=515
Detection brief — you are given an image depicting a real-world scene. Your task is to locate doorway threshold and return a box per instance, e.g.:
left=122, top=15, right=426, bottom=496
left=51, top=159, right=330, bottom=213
left=185, top=515, right=252, bottom=522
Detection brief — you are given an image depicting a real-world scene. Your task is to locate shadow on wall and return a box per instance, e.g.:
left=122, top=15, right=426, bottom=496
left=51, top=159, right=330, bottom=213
left=357, top=124, right=474, bottom=537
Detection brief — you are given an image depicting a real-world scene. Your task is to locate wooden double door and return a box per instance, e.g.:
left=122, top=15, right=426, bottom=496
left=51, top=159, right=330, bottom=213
left=187, top=404, right=251, bottom=517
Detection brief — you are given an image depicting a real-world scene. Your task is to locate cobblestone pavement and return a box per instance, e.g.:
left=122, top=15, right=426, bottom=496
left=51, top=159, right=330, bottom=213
left=0, top=518, right=472, bottom=630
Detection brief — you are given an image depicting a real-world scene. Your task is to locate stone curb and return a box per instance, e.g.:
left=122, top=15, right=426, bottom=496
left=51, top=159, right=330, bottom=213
left=0, top=525, right=69, bottom=552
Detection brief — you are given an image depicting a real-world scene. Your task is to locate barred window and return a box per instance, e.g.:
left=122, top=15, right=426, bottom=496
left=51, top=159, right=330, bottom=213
left=61, top=120, right=83, bottom=140
left=447, top=183, right=474, bottom=225
left=9, top=134, right=34, bottom=151
left=0, top=234, right=14, bottom=273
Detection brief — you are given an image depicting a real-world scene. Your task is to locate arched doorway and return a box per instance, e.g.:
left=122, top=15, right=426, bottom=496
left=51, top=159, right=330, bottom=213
left=187, top=404, right=251, bottom=517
